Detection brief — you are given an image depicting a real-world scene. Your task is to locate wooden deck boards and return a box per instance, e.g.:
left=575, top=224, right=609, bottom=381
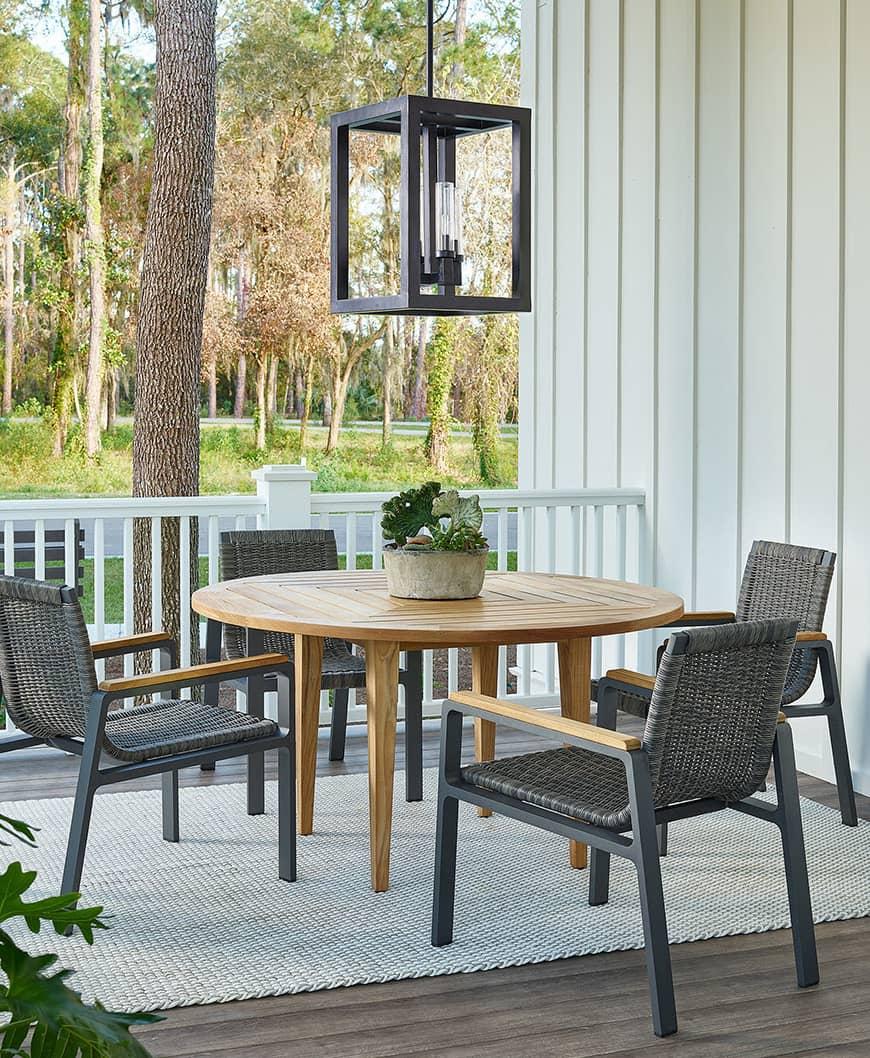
left=1, top=719, right=867, bottom=1057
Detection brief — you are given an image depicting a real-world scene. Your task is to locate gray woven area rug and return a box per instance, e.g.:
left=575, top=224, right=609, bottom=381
left=2, top=770, right=868, bottom=1013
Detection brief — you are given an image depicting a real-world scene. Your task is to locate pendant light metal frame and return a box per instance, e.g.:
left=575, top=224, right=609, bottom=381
left=329, top=3, right=531, bottom=317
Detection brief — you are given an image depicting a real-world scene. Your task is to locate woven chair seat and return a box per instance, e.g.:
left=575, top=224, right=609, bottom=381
left=462, top=747, right=632, bottom=831
left=104, top=700, right=278, bottom=763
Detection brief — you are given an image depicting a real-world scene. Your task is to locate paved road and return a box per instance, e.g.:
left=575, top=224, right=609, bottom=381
left=25, top=511, right=519, bottom=560
left=6, top=416, right=518, bottom=441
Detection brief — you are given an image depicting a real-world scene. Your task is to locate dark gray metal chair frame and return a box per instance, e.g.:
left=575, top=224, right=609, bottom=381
left=595, top=541, right=857, bottom=832
left=0, top=576, right=297, bottom=907
left=204, top=528, right=425, bottom=801
left=431, top=619, right=818, bottom=1039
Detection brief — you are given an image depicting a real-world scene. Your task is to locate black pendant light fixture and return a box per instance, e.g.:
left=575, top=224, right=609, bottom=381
left=329, top=0, right=531, bottom=317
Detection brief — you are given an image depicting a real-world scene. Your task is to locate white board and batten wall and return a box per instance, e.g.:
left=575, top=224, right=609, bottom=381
left=519, top=0, right=870, bottom=795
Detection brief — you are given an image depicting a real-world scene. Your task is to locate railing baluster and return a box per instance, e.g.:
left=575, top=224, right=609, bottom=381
left=34, top=520, right=45, bottom=579
left=616, top=505, right=628, bottom=668
left=447, top=648, right=459, bottom=695
left=423, top=649, right=434, bottom=706
left=64, top=517, right=76, bottom=587
left=592, top=505, right=605, bottom=676
left=94, top=519, right=106, bottom=680
left=497, top=643, right=508, bottom=698
left=545, top=506, right=557, bottom=692
left=208, top=515, right=220, bottom=585
left=346, top=512, right=357, bottom=570
left=179, top=516, right=191, bottom=672
left=497, top=507, right=508, bottom=571
left=3, top=521, right=13, bottom=576
left=123, top=517, right=134, bottom=676
left=371, top=513, right=382, bottom=569
left=150, top=516, right=162, bottom=639
left=570, top=505, right=582, bottom=575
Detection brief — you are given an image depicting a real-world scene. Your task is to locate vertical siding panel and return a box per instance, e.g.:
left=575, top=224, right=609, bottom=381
left=517, top=0, right=537, bottom=489
left=694, top=0, right=741, bottom=606
left=839, top=0, right=869, bottom=792
left=534, top=0, right=556, bottom=488
left=585, top=0, right=621, bottom=489
left=621, top=0, right=657, bottom=672
left=741, top=0, right=789, bottom=554
left=552, top=0, right=586, bottom=489
left=655, top=0, right=696, bottom=603
left=789, top=0, right=842, bottom=771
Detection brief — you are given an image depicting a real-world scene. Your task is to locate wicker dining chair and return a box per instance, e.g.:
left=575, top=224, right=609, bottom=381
left=0, top=575, right=297, bottom=904
left=432, top=619, right=817, bottom=1038
left=595, top=540, right=857, bottom=834
left=205, top=528, right=425, bottom=801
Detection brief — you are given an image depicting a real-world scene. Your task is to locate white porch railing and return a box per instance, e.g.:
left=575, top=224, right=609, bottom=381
left=0, top=467, right=649, bottom=730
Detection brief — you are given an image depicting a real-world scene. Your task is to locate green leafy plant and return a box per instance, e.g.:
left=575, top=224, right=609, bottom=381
left=0, top=814, right=160, bottom=1057
left=381, top=485, right=488, bottom=553
left=380, top=481, right=442, bottom=547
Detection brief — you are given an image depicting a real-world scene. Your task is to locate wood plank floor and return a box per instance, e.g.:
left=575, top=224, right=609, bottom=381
left=2, top=719, right=868, bottom=1058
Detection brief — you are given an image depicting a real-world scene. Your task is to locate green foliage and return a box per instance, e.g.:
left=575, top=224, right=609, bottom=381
left=0, top=421, right=518, bottom=499
left=0, top=815, right=159, bottom=1058
left=382, top=485, right=488, bottom=553
left=424, top=319, right=456, bottom=471
left=431, top=490, right=488, bottom=552
left=380, top=480, right=441, bottom=546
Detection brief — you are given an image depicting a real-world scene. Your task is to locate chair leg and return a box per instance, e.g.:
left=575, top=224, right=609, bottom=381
left=403, top=650, right=424, bottom=803
left=826, top=701, right=858, bottom=827
left=278, top=743, right=296, bottom=882
left=246, top=628, right=266, bottom=816
left=431, top=793, right=460, bottom=946
left=773, top=724, right=819, bottom=988
left=161, top=770, right=180, bottom=842
left=595, top=684, right=618, bottom=730
left=61, top=740, right=102, bottom=917
left=201, top=618, right=222, bottom=773
left=328, top=688, right=349, bottom=762
left=657, top=822, right=668, bottom=857
left=627, top=755, right=676, bottom=1038
left=588, top=847, right=610, bottom=906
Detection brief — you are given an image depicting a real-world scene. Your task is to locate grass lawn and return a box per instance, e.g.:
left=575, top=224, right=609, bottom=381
left=78, top=551, right=518, bottom=624
left=0, top=419, right=518, bottom=498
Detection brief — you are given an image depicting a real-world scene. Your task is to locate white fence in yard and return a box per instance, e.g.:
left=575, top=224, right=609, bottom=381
left=1, top=466, right=649, bottom=731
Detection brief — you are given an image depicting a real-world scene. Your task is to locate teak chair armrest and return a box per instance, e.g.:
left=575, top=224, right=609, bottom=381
left=98, top=653, right=289, bottom=699
left=91, top=631, right=177, bottom=659
left=448, top=691, right=641, bottom=754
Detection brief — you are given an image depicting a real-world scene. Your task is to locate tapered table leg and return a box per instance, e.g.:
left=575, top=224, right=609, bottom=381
left=472, top=643, right=500, bottom=818
left=295, top=633, right=323, bottom=836
left=558, top=637, right=591, bottom=869
left=364, top=639, right=400, bottom=892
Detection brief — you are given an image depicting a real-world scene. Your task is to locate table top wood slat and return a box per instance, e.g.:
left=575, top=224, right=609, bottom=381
left=192, top=571, right=684, bottom=647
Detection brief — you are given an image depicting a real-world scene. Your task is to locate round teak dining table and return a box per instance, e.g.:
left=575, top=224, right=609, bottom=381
left=191, top=569, right=683, bottom=892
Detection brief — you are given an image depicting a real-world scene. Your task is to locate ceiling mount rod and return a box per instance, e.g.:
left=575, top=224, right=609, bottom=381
left=426, top=0, right=434, bottom=97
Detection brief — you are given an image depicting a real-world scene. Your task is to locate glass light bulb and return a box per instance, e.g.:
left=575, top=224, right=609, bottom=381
left=435, top=180, right=458, bottom=255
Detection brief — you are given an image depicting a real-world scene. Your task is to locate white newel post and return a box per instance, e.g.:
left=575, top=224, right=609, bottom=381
left=252, top=464, right=316, bottom=529
left=249, top=465, right=317, bottom=721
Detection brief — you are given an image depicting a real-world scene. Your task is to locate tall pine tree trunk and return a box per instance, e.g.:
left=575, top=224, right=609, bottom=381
left=424, top=317, right=454, bottom=473
left=233, top=353, right=246, bottom=417
left=53, top=0, right=86, bottom=454
left=410, top=317, right=429, bottom=419
left=83, top=0, right=105, bottom=457
left=207, top=354, right=217, bottom=417
left=381, top=317, right=393, bottom=446
left=133, top=0, right=216, bottom=662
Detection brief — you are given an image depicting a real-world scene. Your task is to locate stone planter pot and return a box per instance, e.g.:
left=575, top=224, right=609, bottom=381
left=383, top=547, right=489, bottom=600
